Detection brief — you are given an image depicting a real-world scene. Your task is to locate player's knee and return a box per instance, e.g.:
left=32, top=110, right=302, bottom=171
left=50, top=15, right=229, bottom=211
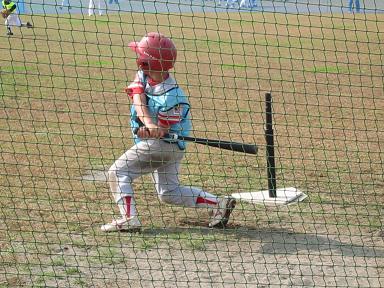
left=107, top=165, right=118, bottom=183
left=158, top=190, right=182, bottom=205
left=158, top=191, right=174, bottom=204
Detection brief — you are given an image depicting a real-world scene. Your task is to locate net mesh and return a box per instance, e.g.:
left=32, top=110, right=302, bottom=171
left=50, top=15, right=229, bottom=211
left=1, top=0, right=383, bottom=286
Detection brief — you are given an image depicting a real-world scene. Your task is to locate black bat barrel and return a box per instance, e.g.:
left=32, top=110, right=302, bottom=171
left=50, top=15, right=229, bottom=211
left=181, top=136, right=257, bottom=154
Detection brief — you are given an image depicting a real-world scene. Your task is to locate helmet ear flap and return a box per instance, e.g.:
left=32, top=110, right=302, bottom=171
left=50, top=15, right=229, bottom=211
left=136, top=58, right=148, bottom=70
left=136, top=55, right=160, bottom=72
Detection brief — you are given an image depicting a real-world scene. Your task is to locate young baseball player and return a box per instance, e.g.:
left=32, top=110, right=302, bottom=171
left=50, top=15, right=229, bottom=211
left=101, top=32, right=237, bottom=232
left=1, top=0, right=32, bottom=36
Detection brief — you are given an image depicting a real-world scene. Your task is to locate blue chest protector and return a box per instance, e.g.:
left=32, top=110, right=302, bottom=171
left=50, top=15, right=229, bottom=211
left=130, top=71, right=191, bottom=150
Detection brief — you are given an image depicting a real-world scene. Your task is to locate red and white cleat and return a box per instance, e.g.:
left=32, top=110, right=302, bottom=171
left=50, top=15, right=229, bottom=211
left=101, top=216, right=142, bottom=232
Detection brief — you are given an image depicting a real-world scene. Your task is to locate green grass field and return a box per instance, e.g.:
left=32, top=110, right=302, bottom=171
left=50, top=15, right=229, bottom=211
left=1, top=12, right=383, bottom=287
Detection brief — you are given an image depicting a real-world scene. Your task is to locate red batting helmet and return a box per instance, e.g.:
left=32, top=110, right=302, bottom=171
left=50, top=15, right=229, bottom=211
left=128, top=32, right=177, bottom=72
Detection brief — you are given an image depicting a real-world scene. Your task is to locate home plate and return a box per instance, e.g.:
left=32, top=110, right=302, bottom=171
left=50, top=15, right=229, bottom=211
left=232, top=187, right=307, bottom=206
left=81, top=168, right=108, bottom=182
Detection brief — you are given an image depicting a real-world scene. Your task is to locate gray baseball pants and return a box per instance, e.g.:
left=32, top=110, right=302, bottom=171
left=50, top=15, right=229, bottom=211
left=108, top=139, right=216, bottom=212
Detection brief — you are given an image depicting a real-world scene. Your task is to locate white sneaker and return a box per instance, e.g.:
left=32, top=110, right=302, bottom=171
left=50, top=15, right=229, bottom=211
left=101, top=216, right=142, bottom=232
left=209, top=197, right=236, bottom=228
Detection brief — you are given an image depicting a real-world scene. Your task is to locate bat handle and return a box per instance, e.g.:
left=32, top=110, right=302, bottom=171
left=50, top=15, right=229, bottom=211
left=132, top=127, right=178, bottom=140
left=165, top=133, right=178, bottom=140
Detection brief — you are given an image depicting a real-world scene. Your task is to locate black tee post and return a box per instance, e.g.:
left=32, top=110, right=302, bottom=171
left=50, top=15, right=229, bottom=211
left=265, top=93, right=277, bottom=198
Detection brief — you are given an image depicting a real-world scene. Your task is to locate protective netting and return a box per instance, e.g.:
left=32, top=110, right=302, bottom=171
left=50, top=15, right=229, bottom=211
left=1, top=0, right=383, bottom=287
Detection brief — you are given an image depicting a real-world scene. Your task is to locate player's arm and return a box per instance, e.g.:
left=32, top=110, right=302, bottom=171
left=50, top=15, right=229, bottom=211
left=1, top=2, right=15, bottom=17
left=132, top=93, right=166, bottom=139
left=124, top=77, right=165, bottom=139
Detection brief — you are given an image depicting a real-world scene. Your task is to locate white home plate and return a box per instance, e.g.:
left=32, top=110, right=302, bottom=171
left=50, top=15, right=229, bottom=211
left=82, top=169, right=108, bottom=182
left=232, top=187, right=307, bottom=206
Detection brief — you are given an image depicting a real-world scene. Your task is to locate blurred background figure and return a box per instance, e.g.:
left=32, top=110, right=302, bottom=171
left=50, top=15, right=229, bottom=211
left=225, top=0, right=237, bottom=8
left=239, top=0, right=257, bottom=9
left=108, top=0, right=118, bottom=4
left=59, top=0, right=71, bottom=10
left=89, top=0, right=104, bottom=16
left=239, top=0, right=250, bottom=9
left=216, top=0, right=224, bottom=6
left=2, top=0, right=32, bottom=35
left=348, top=0, right=360, bottom=13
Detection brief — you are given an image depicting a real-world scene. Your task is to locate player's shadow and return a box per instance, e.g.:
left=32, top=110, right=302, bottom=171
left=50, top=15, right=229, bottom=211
left=245, top=228, right=384, bottom=258
left=144, top=225, right=384, bottom=259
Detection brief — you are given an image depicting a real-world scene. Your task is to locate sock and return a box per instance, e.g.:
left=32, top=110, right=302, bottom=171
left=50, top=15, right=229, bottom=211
left=118, top=196, right=137, bottom=219
left=195, top=192, right=219, bottom=208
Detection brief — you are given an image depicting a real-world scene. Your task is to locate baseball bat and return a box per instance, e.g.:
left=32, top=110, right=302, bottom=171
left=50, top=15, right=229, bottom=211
left=133, top=128, right=258, bottom=154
